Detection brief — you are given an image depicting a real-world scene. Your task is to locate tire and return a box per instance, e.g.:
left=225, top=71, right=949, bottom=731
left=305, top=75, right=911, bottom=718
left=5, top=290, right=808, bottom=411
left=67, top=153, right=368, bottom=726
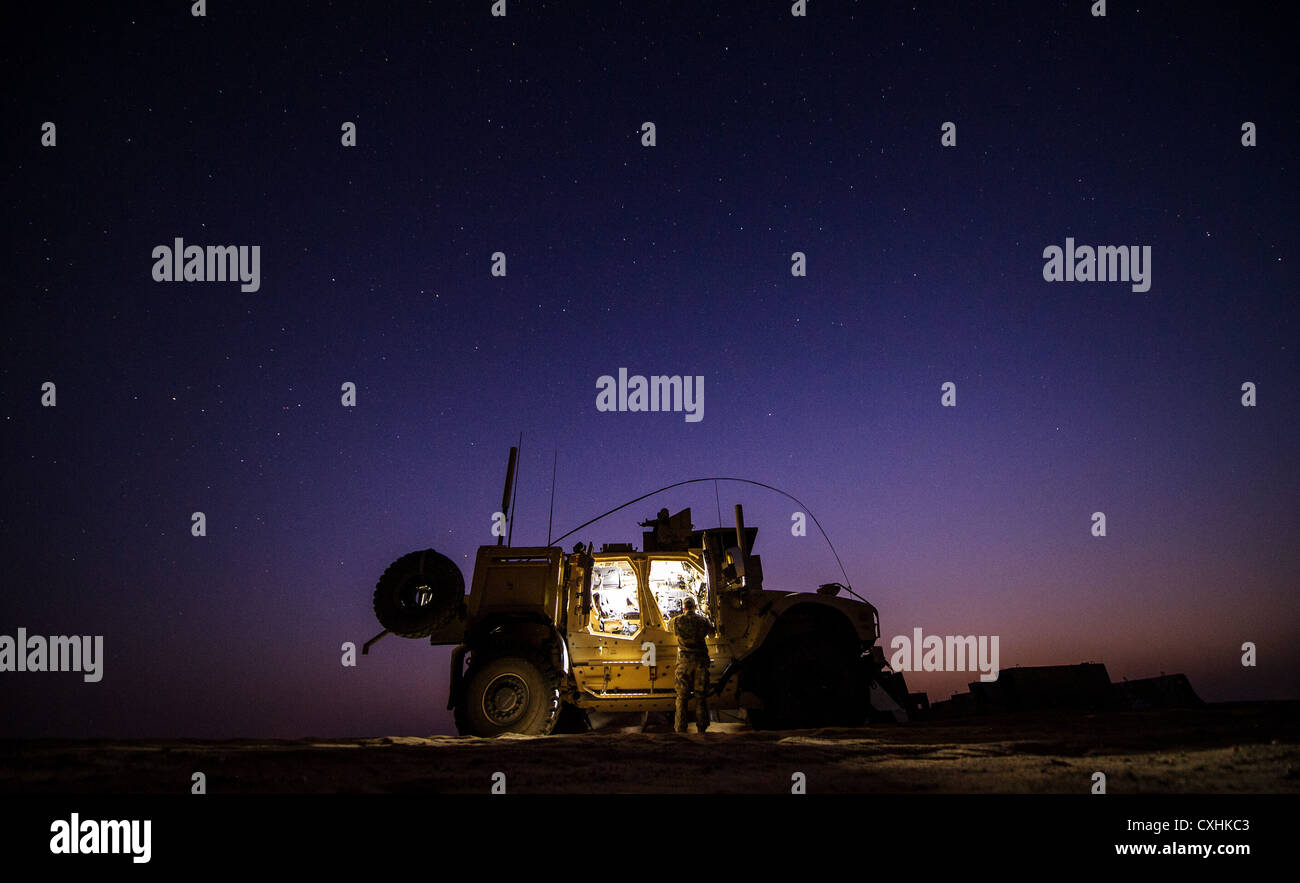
left=372, top=549, right=464, bottom=638
left=751, top=637, right=865, bottom=729
left=457, top=652, right=562, bottom=737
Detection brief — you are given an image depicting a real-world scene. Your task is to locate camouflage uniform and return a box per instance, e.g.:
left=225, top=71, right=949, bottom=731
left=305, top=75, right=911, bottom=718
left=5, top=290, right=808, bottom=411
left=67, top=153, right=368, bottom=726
left=671, top=609, right=715, bottom=733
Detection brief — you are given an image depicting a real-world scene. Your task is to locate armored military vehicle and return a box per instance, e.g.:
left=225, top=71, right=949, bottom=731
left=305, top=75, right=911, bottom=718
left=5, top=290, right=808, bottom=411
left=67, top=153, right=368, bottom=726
left=365, top=450, right=909, bottom=736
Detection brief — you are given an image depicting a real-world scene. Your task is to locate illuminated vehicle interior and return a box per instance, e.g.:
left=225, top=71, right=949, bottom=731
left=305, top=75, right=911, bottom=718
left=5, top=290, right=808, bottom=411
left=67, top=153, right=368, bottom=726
left=586, top=558, right=710, bottom=638
left=648, top=558, right=708, bottom=621
left=588, top=561, right=640, bottom=637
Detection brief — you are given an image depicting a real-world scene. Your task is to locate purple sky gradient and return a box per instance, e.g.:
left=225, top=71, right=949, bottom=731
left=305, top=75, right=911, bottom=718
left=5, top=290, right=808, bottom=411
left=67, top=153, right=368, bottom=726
left=2, top=2, right=1296, bottom=736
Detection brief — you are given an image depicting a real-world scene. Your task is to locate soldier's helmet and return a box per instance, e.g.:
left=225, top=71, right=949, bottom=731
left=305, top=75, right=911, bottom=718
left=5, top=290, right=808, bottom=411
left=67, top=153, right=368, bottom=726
left=682, top=596, right=696, bottom=611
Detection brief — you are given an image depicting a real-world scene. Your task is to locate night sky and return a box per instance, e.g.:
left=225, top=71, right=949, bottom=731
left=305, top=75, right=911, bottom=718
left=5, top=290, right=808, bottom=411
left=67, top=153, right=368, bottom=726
left=2, top=1, right=1296, bottom=738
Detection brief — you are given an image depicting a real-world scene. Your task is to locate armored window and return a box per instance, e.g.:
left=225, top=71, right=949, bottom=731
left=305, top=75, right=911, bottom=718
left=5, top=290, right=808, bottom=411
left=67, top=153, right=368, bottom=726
left=587, top=560, right=641, bottom=638
left=648, top=558, right=708, bottom=623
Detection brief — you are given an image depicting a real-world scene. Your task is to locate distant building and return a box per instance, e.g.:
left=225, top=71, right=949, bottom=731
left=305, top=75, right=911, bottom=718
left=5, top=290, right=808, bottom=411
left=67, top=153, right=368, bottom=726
left=927, top=663, right=1202, bottom=716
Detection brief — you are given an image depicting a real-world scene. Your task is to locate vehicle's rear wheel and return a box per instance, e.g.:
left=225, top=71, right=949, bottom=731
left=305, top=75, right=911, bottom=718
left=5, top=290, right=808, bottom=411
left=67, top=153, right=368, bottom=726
left=372, top=549, right=464, bottom=638
left=457, top=653, right=562, bottom=737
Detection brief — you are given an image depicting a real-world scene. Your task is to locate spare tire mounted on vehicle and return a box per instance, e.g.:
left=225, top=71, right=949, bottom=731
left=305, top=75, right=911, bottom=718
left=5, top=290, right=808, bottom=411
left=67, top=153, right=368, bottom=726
left=372, top=549, right=465, bottom=638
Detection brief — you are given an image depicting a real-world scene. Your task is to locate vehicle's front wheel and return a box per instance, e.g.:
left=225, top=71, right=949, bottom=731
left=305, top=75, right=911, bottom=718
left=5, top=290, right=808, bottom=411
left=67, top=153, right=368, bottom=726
left=749, top=636, right=867, bottom=729
left=457, top=653, right=562, bottom=737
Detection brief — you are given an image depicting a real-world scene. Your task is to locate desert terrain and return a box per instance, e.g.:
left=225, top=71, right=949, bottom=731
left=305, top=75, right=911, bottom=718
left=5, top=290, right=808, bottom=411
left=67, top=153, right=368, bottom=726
left=2, top=702, right=1296, bottom=795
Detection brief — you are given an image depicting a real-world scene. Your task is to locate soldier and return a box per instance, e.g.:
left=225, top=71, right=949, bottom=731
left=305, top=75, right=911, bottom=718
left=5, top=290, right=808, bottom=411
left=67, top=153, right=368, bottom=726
left=670, top=596, right=715, bottom=733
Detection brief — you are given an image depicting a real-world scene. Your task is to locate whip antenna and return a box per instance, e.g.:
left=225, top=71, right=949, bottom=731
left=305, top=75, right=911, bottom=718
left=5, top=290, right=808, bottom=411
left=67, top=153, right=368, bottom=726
left=546, top=451, right=557, bottom=546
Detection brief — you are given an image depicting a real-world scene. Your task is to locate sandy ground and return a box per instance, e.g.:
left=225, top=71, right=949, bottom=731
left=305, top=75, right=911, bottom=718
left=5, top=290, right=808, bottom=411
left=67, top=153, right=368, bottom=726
left=2, top=703, right=1296, bottom=794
